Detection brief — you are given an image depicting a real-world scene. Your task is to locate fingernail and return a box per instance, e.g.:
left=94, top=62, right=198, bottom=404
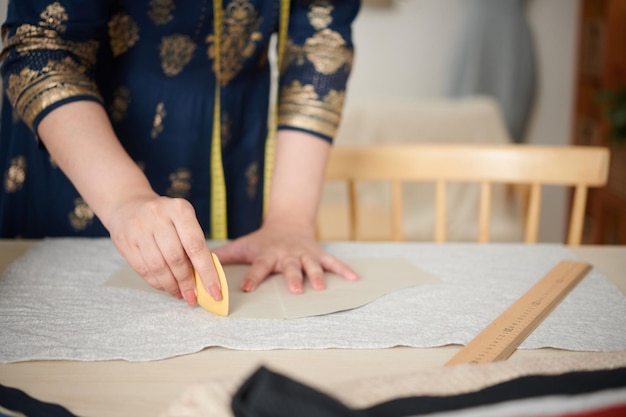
left=174, top=290, right=183, bottom=299
left=312, top=281, right=326, bottom=290
left=209, top=284, right=222, bottom=301
left=183, top=290, right=197, bottom=306
left=289, top=284, right=303, bottom=294
left=241, top=279, right=254, bottom=292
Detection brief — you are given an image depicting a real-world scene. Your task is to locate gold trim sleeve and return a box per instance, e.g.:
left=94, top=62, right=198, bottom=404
left=278, top=80, right=345, bottom=140
left=6, top=57, right=102, bottom=130
left=2, top=13, right=102, bottom=131
left=277, top=0, right=357, bottom=140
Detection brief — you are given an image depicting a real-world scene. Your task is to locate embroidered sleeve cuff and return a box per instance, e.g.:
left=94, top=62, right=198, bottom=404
left=2, top=22, right=102, bottom=131
left=6, top=59, right=102, bottom=131
left=278, top=80, right=345, bottom=141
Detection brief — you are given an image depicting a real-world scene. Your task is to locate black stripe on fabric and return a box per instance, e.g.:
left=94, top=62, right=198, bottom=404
left=0, top=384, right=79, bottom=417
left=364, top=367, right=626, bottom=417
left=232, top=366, right=626, bottom=417
left=232, top=366, right=370, bottom=417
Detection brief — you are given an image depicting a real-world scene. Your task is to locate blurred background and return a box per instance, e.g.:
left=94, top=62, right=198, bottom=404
left=325, top=0, right=625, bottom=244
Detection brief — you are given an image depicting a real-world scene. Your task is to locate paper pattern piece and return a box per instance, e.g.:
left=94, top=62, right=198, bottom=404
left=105, top=257, right=438, bottom=319
left=1, top=239, right=626, bottom=363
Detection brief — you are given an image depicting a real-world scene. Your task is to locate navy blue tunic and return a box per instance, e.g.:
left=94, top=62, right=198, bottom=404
left=0, top=0, right=358, bottom=238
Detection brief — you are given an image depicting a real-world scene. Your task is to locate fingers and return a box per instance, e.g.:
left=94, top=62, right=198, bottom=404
left=282, top=254, right=356, bottom=293
left=121, top=240, right=173, bottom=295
left=154, top=221, right=195, bottom=304
left=242, top=256, right=275, bottom=292
left=320, top=254, right=360, bottom=281
left=301, top=255, right=325, bottom=290
left=113, top=225, right=184, bottom=299
left=171, top=200, right=222, bottom=302
left=282, top=257, right=304, bottom=294
left=241, top=254, right=340, bottom=294
left=140, top=235, right=185, bottom=298
left=111, top=197, right=222, bottom=304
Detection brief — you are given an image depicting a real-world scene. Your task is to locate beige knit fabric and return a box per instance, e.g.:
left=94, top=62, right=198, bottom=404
left=161, top=351, right=626, bottom=417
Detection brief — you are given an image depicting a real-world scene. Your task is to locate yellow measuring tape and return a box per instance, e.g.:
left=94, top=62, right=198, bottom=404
left=445, top=260, right=591, bottom=366
left=210, top=0, right=226, bottom=240
left=210, top=0, right=290, bottom=239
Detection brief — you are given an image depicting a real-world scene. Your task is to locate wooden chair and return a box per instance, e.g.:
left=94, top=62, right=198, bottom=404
left=323, top=144, right=610, bottom=245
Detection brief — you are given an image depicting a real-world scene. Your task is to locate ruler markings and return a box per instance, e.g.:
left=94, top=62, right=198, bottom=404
left=445, top=260, right=591, bottom=366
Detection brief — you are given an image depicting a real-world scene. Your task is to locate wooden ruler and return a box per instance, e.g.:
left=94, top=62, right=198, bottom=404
left=445, top=260, right=592, bottom=366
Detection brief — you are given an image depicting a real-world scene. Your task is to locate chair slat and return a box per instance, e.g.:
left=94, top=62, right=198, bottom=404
left=348, top=180, right=358, bottom=241
left=568, top=185, right=588, bottom=246
left=524, top=183, right=542, bottom=243
left=478, top=182, right=492, bottom=243
left=323, top=144, right=610, bottom=245
left=435, top=180, right=447, bottom=242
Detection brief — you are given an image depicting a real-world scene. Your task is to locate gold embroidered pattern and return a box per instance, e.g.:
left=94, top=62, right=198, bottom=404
left=4, top=156, right=27, bottom=193
left=282, top=30, right=352, bottom=75
left=1, top=24, right=99, bottom=67
left=148, top=0, right=175, bottom=25
left=245, top=162, right=259, bottom=199
left=304, top=29, right=352, bottom=75
left=308, top=0, right=333, bottom=30
left=166, top=168, right=192, bottom=198
left=109, top=86, right=131, bottom=123
left=6, top=57, right=101, bottom=129
left=160, top=34, right=196, bottom=76
left=278, top=81, right=345, bottom=139
left=206, top=0, right=263, bottom=86
left=69, top=198, right=94, bottom=231
left=40, top=2, right=68, bottom=33
left=108, top=13, right=139, bottom=57
left=151, top=102, right=166, bottom=138
left=6, top=68, right=39, bottom=106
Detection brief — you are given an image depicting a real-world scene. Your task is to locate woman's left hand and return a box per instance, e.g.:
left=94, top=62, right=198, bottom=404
left=211, top=219, right=359, bottom=294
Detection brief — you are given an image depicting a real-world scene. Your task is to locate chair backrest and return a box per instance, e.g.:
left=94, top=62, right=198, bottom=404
left=323, top=144, right=610, bottom=245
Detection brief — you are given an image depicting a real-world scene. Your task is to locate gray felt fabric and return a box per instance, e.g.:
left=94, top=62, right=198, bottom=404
left=1, top=238, right=625, bottom=363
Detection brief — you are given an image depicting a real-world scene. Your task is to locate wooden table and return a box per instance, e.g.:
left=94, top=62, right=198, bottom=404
left=1, top=240, right=625, bottom=417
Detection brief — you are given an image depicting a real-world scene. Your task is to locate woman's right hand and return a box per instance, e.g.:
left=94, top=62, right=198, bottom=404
left=106, top=194, right=222, bottom=306
left=37, top=102, right=222, bottom=306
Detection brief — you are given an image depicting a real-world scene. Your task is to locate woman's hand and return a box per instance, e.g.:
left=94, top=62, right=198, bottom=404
left=37, top=102, right=222, bottom=305
left=106, top=194, right=222, bottom=305
left=212, top=218, right=358, bottom=294
left=212, top=129, right=358, bottom=293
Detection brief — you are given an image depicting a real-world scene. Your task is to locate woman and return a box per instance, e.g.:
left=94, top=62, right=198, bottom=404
left=0, top=0, right=360, bottom=305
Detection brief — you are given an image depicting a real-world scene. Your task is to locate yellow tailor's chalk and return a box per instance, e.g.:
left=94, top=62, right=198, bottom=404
left=195, top=253, right=229, bottom=316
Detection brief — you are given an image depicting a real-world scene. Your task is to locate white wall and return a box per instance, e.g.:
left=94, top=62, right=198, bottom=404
left=347, top=0, right=466, bottom=101
left=347, top=0, right=580, bottom=242
left=525, top=0, right=580, bottom=242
